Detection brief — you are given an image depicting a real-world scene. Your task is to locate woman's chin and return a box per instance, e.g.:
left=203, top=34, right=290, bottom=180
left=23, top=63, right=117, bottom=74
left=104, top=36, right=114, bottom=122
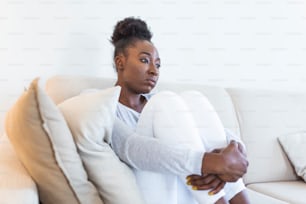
left=141, top=86, right=155, bottom=94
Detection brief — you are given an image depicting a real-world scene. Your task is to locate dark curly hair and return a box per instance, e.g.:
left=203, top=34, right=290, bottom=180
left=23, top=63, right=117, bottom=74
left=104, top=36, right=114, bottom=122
left=111, top=17, right=153, bottom=58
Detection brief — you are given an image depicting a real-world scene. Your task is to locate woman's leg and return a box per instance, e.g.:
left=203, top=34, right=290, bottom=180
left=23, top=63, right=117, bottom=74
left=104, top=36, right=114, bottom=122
left=179, top=91, right=227, bottom=151
left=180, top=91, right=248, bottom=203
left=229, top=189, right=250, bottom=204
left=136, top=91, right=226, bottom=204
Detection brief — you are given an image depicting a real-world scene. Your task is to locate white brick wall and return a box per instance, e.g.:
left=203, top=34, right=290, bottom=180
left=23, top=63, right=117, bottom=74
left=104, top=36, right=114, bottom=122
left=1, top=0, right=306, bottom=133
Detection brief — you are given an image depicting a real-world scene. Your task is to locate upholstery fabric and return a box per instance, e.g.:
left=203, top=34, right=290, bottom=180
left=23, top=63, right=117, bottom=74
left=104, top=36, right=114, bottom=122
left=46, top=75, right=115, bottom=105
left=248, top=181, right=306, bottom=204
left=58, top=87, right=145, bottom=204
left=278, top=131, right=306, bottom=182
left=246, top=189, right=289, bottom=204
left=227, top=88, right=304, bottom=184
left=0, top=133, right=39, bottom=204
left=5, top=78, right=103, bottom=204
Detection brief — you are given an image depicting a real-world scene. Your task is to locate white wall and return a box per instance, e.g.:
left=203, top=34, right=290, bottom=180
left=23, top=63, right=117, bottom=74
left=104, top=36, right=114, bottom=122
left=1, top=0, right=306, bottom=133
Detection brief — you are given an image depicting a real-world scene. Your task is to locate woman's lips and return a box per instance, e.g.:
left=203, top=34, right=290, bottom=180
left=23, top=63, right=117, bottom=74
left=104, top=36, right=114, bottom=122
left=146, top=78, right=156, bottom=86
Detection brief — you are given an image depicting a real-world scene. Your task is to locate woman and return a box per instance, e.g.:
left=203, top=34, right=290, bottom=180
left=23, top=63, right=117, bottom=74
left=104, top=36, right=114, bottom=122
left=110, top=17, right=250, bottom=204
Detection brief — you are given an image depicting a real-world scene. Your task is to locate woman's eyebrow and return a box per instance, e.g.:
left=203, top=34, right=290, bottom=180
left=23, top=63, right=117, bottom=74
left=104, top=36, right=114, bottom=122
left=139, top=51, right=160, bottom=61
left=139, top=51, right=151, bottom=56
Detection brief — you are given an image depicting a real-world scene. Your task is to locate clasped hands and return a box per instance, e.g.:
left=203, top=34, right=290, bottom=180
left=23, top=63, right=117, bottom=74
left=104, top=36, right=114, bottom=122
left=186, top=141, right=248, bottom=195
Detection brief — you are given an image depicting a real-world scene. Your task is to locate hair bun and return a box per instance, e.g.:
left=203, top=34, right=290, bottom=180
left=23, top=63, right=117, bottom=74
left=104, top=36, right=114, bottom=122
left=111, top=17, right=152, bottom=45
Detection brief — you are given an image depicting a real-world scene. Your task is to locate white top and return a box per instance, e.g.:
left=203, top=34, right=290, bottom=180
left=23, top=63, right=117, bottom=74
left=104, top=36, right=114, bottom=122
left=111, top=94, right=244, bottom=175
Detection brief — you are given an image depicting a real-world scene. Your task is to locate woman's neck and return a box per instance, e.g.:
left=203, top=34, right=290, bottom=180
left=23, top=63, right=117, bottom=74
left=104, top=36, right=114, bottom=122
left=117, top=85, right=147, bottom=113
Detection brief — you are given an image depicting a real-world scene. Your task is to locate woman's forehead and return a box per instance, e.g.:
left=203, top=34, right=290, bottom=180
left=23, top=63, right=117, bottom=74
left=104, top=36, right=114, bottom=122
left=128, top=40, right=159, bottom=58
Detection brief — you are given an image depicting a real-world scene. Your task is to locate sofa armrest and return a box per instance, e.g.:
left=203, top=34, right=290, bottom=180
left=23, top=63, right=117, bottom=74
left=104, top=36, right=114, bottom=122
left=0, top=133, right=39, bottom=204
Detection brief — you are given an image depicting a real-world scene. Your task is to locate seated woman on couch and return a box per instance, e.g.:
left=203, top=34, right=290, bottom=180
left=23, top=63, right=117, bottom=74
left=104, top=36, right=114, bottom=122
left=110, top=17, right=250, bottom=204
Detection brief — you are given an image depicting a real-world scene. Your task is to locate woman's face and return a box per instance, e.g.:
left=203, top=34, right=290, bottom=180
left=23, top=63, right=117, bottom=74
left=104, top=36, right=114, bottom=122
left=116, top=40, right=161, bottom=94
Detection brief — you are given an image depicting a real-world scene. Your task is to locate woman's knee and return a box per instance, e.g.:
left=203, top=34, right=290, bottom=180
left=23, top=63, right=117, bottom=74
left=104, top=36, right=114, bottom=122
left=138, top=91, right=203, bottom=149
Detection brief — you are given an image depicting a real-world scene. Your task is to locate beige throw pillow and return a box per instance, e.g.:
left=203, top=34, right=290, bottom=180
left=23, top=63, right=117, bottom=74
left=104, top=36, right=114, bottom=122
left=278, top=132, right=306, bottom=182
left=58, top=87, right=145, bottom=204
left=5, top=78, right=103, bottom=204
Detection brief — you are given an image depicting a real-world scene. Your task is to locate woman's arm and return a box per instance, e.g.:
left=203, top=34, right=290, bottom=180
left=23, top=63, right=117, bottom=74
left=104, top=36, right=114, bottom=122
left=112, top=118, right=248, bottom=180
left=111, top=117, right=204, bottom=175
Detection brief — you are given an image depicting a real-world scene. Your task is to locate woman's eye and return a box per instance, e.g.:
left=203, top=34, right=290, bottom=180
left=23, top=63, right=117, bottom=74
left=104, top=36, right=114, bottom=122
left=156, top=63, right=161, bottom=69
left=140, top=58, right=149, bottom=64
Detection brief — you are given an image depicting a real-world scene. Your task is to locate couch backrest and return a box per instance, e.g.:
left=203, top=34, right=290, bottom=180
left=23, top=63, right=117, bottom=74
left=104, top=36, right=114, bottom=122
left=46, top=75, right=240, bottom=138
left=46, top=75, right=117, bottom=105
left=227, top=88, right=302, bottom=184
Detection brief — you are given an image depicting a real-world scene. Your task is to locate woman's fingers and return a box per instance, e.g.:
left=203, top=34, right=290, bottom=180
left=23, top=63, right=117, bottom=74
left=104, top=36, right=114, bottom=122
left=187, top=174, right=213, bottom=186
left=208, top=181, right=226, bottom=195
left=186, top=174, right=226, bottom=193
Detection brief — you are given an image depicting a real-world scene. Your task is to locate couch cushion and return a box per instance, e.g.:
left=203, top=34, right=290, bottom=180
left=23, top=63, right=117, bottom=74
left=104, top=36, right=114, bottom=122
left=278, top=131, right=306, bottom=182
left=58, top=87, right=145, bottom=204
left=248, top=181, right=306, bottom=204
left=227, top=88, right=304, bottom=184
left=246, top=188, right=289, bottom=204
left=5, top=78, right=103, bottom=204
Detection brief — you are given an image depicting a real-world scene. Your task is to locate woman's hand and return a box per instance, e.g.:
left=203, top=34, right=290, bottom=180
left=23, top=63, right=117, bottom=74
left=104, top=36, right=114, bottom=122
left=201, top=141, right=249, bottom=182
left=186, top=174, right=226, bottom=195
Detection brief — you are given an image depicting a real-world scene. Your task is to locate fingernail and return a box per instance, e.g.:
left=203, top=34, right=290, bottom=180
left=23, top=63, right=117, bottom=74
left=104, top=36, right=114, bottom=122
left=208, top=191, right=215, bottom=196
left=192, top=186, right=197, bottom=190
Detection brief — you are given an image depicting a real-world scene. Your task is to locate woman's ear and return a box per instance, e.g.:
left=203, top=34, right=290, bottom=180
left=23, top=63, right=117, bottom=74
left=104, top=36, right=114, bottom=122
left=115, top=54, right=125, bottom=71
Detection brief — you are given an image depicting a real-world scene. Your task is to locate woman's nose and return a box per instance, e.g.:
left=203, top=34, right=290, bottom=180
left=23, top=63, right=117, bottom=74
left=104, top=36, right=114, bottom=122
left=149, top=64, right=159, bottom=75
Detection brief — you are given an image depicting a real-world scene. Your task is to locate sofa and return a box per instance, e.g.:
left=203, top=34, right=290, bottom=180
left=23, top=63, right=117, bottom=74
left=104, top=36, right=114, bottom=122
left=1, top=75, right=306, bottom=204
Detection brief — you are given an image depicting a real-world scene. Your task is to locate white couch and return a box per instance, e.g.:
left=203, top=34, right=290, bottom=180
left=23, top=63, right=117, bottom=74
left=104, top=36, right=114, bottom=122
left=1, top=75, right=306, bottom=204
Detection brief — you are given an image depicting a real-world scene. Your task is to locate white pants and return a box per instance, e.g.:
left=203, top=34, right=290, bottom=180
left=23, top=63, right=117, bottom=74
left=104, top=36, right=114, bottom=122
left=135, top=91, right=245, bottom=204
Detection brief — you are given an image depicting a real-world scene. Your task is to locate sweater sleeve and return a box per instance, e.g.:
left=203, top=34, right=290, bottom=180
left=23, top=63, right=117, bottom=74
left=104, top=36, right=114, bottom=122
left=224, top=128, right=246, bottom=150
left=111, top=117, right=203, bottom=175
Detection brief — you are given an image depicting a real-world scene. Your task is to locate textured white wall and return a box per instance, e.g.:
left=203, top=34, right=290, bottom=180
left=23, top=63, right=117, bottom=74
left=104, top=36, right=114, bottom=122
left=1, top=0, right=306, bottom=132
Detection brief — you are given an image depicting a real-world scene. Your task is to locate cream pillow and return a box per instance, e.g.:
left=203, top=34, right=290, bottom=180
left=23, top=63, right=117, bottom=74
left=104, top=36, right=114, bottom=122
left=5, top=78, right=103, bottom=204
left=58, top=87, right=145, bottom=204
left=278, top=132, right=306, bottom=182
